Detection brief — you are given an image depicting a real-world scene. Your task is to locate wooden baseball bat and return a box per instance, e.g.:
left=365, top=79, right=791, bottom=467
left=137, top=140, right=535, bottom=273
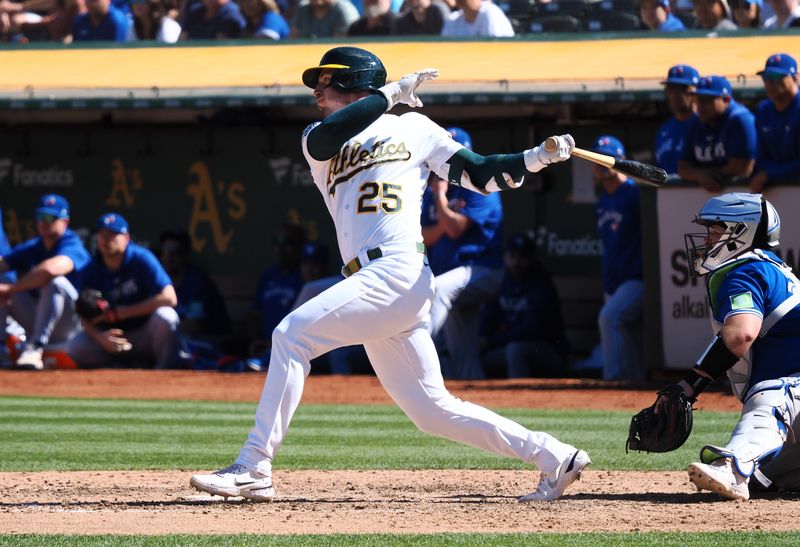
left=544, top=136, right=667, bottom=188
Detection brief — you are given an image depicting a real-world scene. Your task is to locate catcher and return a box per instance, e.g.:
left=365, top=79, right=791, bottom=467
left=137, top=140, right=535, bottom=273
left=628, top=192, right=800, bottom=501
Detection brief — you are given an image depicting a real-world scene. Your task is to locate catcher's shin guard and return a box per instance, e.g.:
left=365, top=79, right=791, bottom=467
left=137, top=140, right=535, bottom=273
left=702, top=379, right=798, bottom=485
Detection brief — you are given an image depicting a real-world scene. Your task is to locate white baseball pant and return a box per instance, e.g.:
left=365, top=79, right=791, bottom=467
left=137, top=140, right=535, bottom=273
left=235, top=250, right=575, bottom=478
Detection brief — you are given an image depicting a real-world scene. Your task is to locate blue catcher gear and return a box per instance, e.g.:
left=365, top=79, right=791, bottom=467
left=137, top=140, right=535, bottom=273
left=302, top=47, right=387, bottom=94
left=685, top=192, right=780, bottom=277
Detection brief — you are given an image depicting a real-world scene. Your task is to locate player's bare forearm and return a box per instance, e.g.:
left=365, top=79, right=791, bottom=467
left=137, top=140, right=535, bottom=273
left=7, top=259, right=70, bottom=294
left=306, top=94, right=388, bottom=160
left=117, top=286, right=177, bottom=321
left=433, top=193, right=470, bottom=238
left=421, top=224, right=445, bottom=247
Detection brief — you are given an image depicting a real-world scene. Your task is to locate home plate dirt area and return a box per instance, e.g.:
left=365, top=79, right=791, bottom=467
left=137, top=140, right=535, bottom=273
left=2, top=371, right=797, bottom=535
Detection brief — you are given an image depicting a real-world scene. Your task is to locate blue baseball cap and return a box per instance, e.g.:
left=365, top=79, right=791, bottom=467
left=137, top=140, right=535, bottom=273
left=446, top=127, right=473, bottom=151
left=693, top=75, right=732, bottom=98
left=97, top=213, right=129, bottom=235
left=661, top=64, right=700, bottom=87
left=35, top=194, right=70, bottom=219
left=300, top=242, right=329, bottom=264
left=592, top=135, right=626, bottom=159
left=758, top=53, right=798, bottom=78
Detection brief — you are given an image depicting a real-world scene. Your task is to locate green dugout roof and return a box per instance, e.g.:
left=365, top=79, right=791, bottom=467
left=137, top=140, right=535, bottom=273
left=0, top=31, right=793, bottom=110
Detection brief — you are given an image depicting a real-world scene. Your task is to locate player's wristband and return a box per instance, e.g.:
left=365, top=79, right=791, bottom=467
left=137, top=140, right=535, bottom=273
left=523, top=147, right=546, bottom=173
left=681, top=368, right=711, bottom=397
left=694, top=335, right=739, bottom=379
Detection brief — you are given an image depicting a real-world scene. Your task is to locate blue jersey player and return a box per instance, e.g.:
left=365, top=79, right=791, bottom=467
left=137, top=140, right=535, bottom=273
left=421, top=126, right=504, bottom=379
left=661, top=193, right=800, bottom=500
left=678, top=76, right=757, bottom=193
left=593, top=135, right=644, bottom=381
left=654, top=64, right=699, bottom=175
left=750, top=53, right=800, bottom=192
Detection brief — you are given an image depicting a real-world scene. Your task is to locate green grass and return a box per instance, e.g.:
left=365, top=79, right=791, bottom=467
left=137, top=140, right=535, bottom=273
left=1, top=533, right=800, bottom=546
left=0, top=396, right=738, bottom=472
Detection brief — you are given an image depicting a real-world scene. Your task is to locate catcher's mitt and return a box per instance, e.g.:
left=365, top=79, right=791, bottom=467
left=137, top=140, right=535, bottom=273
left=76, top=288, right=111, bottom=321
left=626, top=384, right=694, bottom=453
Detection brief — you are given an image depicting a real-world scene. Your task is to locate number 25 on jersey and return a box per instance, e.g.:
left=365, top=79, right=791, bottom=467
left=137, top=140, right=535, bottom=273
left=357, top=182, right=403, bottom=214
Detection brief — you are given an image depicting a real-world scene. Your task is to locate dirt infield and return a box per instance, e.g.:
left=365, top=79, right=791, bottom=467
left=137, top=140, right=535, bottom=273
left=4, top=370, right=797, bottom=536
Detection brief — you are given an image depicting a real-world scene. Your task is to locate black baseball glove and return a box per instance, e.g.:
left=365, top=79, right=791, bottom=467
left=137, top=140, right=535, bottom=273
left=626, top=384, right=694, bottom=453
left=76, top=288, right=112, bottom=322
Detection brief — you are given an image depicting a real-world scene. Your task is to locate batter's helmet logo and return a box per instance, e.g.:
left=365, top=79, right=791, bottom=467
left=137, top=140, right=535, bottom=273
left=302, top=47, right=387, bottom=94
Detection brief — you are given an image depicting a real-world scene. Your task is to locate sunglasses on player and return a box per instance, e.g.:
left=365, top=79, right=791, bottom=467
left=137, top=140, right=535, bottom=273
left=36, top=213, right=60, bottom=223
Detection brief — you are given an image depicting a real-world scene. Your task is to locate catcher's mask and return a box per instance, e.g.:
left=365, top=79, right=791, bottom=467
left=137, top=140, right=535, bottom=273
left=684, top=192, right=780, bottom=277
left=302, top=46, right=387, bottom=94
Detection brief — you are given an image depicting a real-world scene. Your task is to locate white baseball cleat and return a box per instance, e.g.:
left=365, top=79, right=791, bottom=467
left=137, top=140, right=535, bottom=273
left=519, top=449, right=591, bottom=502
left=687, top=458, right=750, bottom=501
left=15, top=347, right=44, bottom=370
left=190, top=463, right=275, bottom=501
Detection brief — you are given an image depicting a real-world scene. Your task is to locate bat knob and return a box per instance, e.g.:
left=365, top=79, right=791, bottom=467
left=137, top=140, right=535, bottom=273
left=544, top=136, right=558, bottom=153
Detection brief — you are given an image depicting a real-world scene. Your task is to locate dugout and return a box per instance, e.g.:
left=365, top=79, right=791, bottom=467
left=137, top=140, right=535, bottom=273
left=0, top=31, right=794, bottom=375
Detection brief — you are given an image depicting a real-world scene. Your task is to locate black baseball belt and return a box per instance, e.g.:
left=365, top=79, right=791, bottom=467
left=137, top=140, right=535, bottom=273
left=342, top=242, right=426, bottom=278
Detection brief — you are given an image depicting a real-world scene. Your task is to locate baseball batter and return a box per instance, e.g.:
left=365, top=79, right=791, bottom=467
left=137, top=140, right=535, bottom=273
left=191, top=46, right=589, bottom=502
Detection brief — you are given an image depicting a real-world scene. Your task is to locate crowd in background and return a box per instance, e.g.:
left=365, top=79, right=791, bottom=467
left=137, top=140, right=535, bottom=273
left=0, top=0, right=798, bottom=43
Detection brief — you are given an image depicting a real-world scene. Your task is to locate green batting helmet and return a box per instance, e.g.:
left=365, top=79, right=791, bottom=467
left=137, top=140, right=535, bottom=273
left=302, top=47, right=387, bottom=93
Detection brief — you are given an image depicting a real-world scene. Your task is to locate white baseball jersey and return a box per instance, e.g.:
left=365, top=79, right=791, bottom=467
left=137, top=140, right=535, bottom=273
left=302, top=112, right=462, bottom=264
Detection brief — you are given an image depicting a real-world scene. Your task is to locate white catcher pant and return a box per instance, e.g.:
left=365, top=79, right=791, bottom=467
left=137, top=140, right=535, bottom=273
left=236, top=250, right=575, bottom=478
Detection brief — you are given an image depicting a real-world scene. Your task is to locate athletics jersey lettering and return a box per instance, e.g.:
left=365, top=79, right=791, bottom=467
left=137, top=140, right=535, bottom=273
left=327, top=139, right=412, bottom=194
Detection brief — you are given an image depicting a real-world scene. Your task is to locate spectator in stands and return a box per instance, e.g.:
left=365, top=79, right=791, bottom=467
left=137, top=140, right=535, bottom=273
left=441, top=0, right=513, bottom=36
left=479, top=233, right=567, bottom=379
left=750, top=54, right=800, bottom=192
left=639, top=0, right=687, bottom=30
left=393, top=0, right=446, bottom=35
left=693, top=0, right=738, bottom=29
left=291, top=0, right=358, bottom=38
left=592, top=136, right=645, bottom=381
left=422, top=127, right=504, bottom=380
left=764, top=0, right=800, bottom=27
left=0, top=194, right=89, bottom=370
left=731, top=0, right=762, bottom=27
left=678, top=76, right=757, bottom=192
left=159, top=229, right=230, bottom=343
left=69, top=213, right=180, bottom=369
left=347, top=0, right=395, bottom=34
left=654, top=64, right=699, bottom=175
left=72, top=0, right=131, bottom=40
left=247, top=224, right=305, bottom=357
left=182, top=0, right=245, bottom=39
left=0, top=0, right=86, bottom=42
left=241, top=0, right=288, bottom=38
left=132, top=0, right=181, bottom=41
